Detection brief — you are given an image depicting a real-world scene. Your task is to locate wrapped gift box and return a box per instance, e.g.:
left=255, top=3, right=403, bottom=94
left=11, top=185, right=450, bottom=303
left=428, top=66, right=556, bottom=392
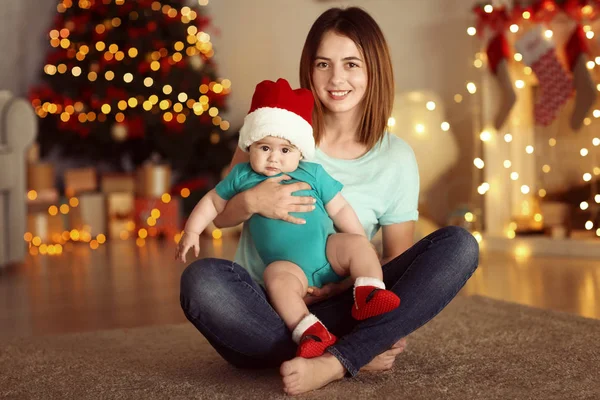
left=27, top=213, right=65, bottom=243
left=135, top=163, right=171, bottom=199
left=68, top=193, right=105, bottom=236
left=106, top=192, right=135, bottom=240
left=101, top=173, right=135, bottom=194
left=27, top=189, right=59, bottom=214
left=64, top=167, right=97, bottom=197
left=107, top=192, right=134, bottom=218
left=30, top=188, right=59, bottom=204
left=27, top=162, right=55, bottom=192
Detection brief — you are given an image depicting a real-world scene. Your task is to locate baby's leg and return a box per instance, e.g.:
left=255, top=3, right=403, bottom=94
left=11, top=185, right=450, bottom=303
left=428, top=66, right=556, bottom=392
left=264, top=261, right=337, bottom=358
left=327, top=233, right=400, bottom=320
left=326, top=233, right=382, bottom=280
left=263, top=261, right=310, bottom=331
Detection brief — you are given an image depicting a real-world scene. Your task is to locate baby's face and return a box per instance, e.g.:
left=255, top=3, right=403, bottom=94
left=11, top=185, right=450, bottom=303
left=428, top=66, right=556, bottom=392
left=249, top=136, right=302, bottom=176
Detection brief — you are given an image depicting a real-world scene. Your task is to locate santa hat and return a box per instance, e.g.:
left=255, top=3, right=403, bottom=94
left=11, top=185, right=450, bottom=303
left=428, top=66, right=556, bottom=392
left=238, top=78, right=315, bottom=160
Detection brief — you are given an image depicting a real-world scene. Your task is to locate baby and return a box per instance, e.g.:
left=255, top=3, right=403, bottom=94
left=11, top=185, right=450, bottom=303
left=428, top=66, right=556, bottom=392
left=176, top=78, right=400, bottom=358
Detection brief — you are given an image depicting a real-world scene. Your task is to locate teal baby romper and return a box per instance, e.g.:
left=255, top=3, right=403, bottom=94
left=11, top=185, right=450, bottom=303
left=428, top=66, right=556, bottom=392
left=215, top=162, right=345, bottom=287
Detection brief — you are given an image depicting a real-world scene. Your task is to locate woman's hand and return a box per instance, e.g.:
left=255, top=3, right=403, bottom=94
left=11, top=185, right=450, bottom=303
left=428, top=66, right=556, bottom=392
left=175, top=231, right=200, bottom=263
left=248, top=175, right=316, bottom=224
left=303, top=278, right=354, bottom=305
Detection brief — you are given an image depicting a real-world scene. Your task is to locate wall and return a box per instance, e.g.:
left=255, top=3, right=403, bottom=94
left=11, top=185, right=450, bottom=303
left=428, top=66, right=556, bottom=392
left=1, top=0, right=482, bottom=225
left=0, top=0, right=55, bottom=97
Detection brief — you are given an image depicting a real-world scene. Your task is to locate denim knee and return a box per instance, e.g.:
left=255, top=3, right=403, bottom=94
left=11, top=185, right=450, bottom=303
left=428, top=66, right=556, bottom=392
left=180, top=258, right=232, bottom=309
left=443, top=225, right=479, bottom=271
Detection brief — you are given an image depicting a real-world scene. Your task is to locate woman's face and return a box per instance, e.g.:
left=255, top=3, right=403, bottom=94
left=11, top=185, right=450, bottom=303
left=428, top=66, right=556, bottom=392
left=312, top=31, right=368, bottom=119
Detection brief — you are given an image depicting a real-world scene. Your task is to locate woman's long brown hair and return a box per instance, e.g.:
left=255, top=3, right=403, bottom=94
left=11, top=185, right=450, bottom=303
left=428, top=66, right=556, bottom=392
left=299, top=7, right=395, bottom=151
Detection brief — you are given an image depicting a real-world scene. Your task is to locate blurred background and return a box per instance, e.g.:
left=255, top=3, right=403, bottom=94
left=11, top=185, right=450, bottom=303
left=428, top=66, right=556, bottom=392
left=1, top=0, right=599, bottom=338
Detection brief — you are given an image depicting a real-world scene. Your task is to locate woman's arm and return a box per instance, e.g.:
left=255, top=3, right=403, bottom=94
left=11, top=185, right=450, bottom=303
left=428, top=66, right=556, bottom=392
left=213, top=147, right=316, bottom=228
left=380, top=221, right=415, bottom=265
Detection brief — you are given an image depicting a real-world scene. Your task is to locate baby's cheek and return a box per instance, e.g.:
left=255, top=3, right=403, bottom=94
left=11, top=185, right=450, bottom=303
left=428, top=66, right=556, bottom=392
left=291, top=155, right=302, bottom=168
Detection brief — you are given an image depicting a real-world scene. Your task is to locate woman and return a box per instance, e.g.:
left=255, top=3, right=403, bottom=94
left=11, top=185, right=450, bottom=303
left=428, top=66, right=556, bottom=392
left=180, top=7, right=479, bottom=396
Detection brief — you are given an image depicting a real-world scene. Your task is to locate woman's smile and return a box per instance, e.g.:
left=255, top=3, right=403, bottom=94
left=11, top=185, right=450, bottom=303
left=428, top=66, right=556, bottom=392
left=328, top=90, right=351, bottom=99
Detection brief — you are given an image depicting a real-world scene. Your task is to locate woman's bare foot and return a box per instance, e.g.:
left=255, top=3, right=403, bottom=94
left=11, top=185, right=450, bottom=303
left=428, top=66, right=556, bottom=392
left=280, top=353, right=345, bottom=395
left=360, top=338, right=407, bottom=372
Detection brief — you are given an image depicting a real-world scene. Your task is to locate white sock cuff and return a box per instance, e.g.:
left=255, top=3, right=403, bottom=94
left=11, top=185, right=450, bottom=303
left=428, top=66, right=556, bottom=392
left=292, top=314, right=320, bottom=344
left=355, top=277, right=385, bottom=290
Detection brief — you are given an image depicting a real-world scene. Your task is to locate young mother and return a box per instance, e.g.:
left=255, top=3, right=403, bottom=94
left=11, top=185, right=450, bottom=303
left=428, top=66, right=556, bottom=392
left=180, top=7, right=479, bottom=396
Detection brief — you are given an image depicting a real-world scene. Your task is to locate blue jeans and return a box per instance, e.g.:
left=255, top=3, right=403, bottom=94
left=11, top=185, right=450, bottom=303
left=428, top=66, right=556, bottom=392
left=180, top=225, right=479, bottom=376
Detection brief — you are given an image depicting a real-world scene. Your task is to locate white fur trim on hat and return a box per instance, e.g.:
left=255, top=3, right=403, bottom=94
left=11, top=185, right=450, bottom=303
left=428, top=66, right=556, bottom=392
left=238, top=107, right=315, bottom=160
left=292, top=313, right=320, bottom=344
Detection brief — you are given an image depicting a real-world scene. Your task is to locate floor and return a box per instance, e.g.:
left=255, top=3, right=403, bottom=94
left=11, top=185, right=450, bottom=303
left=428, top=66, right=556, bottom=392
left=1, top=235, right=599, bottom=341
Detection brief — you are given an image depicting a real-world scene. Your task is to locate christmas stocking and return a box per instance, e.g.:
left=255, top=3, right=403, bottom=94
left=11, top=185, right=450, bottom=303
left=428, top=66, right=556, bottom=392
left=292, top=314, right=337, bottom=359
left=565, top=24, right=597, bottom=131
left=486, top=33, right=517, bottom=130
left=352, top=277, right=400, bottom=320
left=515, top=25, right=573, bottom=126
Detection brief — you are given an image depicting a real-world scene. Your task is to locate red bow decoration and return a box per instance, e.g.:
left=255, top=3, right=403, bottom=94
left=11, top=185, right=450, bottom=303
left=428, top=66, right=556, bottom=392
left=90, top=96, right=102, bottom=110
left=106, top=87, right=128, bottom=101
left=473, top=5, right=511, bottom=36
left=29, top=85, right=54, bottom=103
left=472, top=1, right=600, bottom=34
left=531, top=0, right=559, bottom=22
left=126, top=116, right=146, bottom=139
left=162, top=117, right=184, bottom=133
left=559, top=0, right=599, bottom=20
left=45, top=50, right=67, bottom=65
left=510, top=3, right=534, bottom=23
left=128, top=27, right=146, bottom=40
left=137, top=60, right=150, bottom=74
left=92, top=29, right=107, bottom=42
left=565, top=24, right=590, bottom=70
left=160, top=58, right=172, bottom=76
left=486, top=33, right=511, bottom=73
left=196, top=16, right=212, bottom=31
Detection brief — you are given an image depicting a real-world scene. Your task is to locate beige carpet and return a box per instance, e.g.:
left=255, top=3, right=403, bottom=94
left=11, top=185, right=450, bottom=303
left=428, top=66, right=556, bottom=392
left=1, top=296, right=598, bottom=400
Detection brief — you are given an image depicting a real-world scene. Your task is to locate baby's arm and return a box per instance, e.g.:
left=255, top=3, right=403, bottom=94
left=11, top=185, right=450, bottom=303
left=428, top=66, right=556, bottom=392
left=325, top=193, right=366, bottom=236
left=176, top=189, right=228, bottom=262
left=185, top=189, right=228, bottom=234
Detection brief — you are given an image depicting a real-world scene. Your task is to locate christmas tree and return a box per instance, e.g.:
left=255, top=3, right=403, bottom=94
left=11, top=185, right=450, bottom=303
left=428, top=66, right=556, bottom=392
left=29, top=0, right=235, bottom=181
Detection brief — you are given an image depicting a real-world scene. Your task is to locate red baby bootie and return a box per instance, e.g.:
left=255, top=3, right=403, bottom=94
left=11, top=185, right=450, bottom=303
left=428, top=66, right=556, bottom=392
left=292, top=314, right=337, bottom=359
left=352, top=277, right=400, bottom=320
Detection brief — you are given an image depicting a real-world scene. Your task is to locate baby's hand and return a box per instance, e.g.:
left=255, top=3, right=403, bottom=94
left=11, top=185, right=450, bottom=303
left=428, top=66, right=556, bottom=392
left=304, top=279, right=354, bottom=305
left=176, top=231, right=200, bottom=263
